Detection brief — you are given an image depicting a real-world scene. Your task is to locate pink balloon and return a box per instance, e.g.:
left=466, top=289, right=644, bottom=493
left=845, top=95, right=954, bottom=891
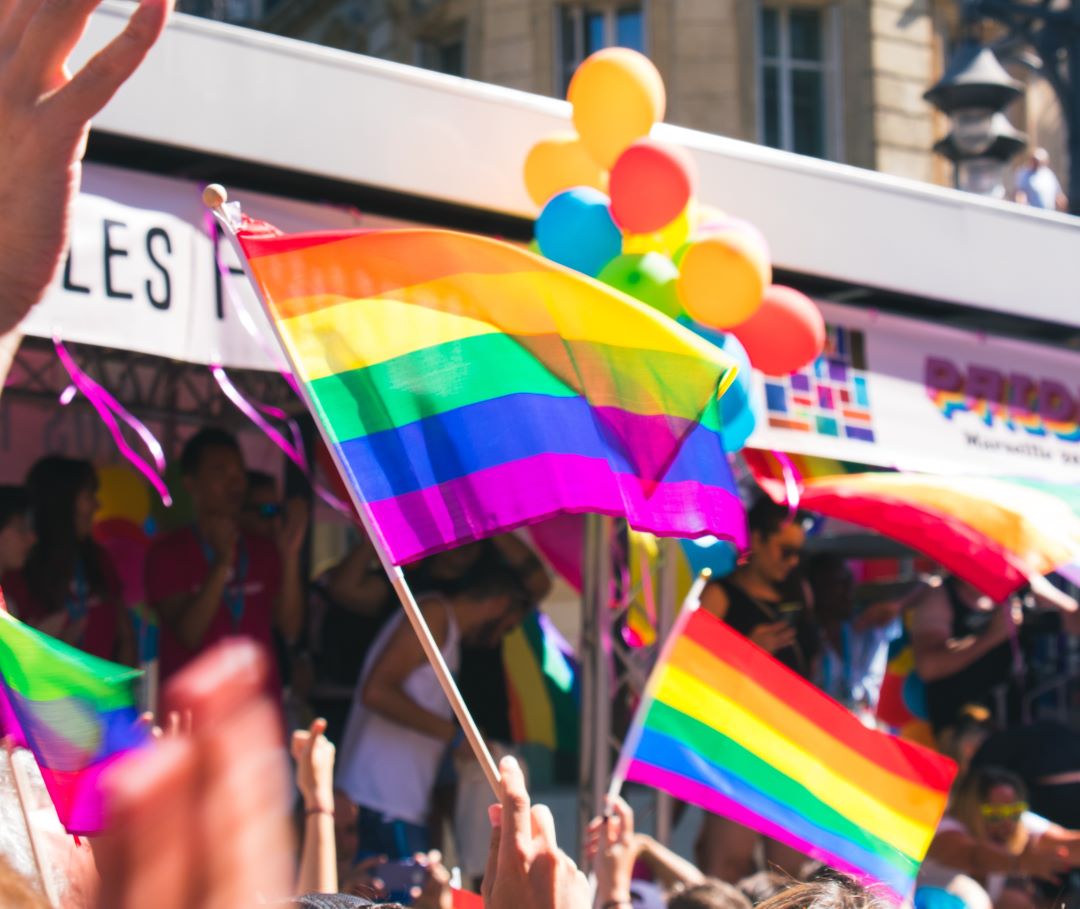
left=732, top=285, right=825, bottom=376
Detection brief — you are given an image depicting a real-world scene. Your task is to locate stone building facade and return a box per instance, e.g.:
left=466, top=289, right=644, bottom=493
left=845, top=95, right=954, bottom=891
left=179, top=0, right=1067, bottom=193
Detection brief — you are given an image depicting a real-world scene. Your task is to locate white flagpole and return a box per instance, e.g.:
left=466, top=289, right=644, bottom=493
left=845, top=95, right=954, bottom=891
left=203, top=186, right=502, bottom=797
left=606, top=568, right=711, bottom=802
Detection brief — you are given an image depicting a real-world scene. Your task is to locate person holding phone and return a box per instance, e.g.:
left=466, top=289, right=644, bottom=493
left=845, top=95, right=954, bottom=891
left=696, top=496, right=814, bottom=884
left=699, top=497, right=813, bottom=674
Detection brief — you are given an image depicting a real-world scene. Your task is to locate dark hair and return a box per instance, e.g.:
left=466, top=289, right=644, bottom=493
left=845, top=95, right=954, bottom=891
left=0, top=486, right=29, bottom=533
left=458, top=565, right=534, bottom=613
left=755, top=878, right=893, bottom=909
left=670, top=880, right=753, bottom=909
left=747, top=497, right=805, bottom=542
left=180, top=427, right=241, bottom=477
left=23, top=457, right=107, bottom=614
left=282, top=897, right=406, bottom=909
left=738, top=871, right=794, bottom=906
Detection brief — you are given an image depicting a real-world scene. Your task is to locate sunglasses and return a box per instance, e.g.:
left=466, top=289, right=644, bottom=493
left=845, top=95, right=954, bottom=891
left=980, top=801, right=1028, bottom=821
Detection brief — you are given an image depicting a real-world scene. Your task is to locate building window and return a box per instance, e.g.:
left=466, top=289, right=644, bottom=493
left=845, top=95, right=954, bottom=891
left=758, top=3, right=840, bottom=160
left=558, top=4, right=645, bottom=96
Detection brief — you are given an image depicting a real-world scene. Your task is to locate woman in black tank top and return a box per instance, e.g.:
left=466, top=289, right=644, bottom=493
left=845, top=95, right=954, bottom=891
left=698, top=498, right=815, bottom=678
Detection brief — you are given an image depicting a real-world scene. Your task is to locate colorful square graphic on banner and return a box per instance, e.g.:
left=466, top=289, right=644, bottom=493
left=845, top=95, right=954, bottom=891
left=764, top=326, right=875, bottom=443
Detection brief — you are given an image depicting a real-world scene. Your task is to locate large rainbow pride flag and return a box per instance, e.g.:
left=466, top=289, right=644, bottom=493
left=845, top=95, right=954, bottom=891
left=616, top=606, right=955, bottom=900
left=0, top=607, right=147, bottom=834
left=234, top=218, right=746, bottom=564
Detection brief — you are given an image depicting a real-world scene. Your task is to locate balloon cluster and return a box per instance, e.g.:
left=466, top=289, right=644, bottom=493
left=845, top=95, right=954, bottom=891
left=524, top=48, right=826, bottom=453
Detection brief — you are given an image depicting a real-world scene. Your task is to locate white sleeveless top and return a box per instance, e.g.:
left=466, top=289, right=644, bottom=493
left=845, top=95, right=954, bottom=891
left=337, top=600, right=460, bottom=825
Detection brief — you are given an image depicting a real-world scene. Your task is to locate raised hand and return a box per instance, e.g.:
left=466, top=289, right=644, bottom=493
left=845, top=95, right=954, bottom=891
left=483, top=756, right=590, bottom=909
left=275, top=497, right=310, bottom=560
left=94, top=640, right=293, bottom=909
left=585, top=796, right=638, bottom=906
left=290, top=717, right=335, bottom=813
left=0, top=0, right=172, bottom=334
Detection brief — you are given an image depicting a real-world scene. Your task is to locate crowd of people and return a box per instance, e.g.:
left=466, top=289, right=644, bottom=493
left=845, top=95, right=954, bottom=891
left=3, top=2, right=1080, bottom=908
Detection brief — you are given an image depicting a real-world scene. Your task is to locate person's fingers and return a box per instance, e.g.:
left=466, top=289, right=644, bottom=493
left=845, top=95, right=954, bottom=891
left=13, top=0, right=100, bottom=92
left=96, top=738, right=198, bottom=909
left=49, top=0, right=172, bottom=123
left=531, top=803, right=558, bottom=852
left=290, top=729, right=309, bottom=763
left=309, top=717, right=327, bottom=738
left=482, top=808, right=501, bottom=906
left=195, top=697, right=293, bottom=909
left=165, top=710, right=181, bottom=738
left=498, top=755, right=532, bottom=861
left=0, top=0, right=49, bottom=60
left=585, top=816, right=604, bottom=835
left=162, top=639, right=269, bottom=729
left=610, top=795, right=634, bottom=838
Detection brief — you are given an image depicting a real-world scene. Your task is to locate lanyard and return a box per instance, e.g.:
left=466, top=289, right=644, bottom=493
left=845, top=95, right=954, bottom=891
left=198, top=534, right=250, bottom=630
left=64, top=559, right=89, bottom=645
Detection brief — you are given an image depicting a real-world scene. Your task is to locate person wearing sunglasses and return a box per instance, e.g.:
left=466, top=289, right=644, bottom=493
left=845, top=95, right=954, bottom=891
left=696, top=496, right=815, bottom=883
left=918, top=766, right=1080, bottom=909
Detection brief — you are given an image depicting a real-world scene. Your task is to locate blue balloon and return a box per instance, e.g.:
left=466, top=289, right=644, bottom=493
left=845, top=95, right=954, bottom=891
left=535, top=188, right=623, bottom=277
left=678, top=318, right=757, bottom=451
left=680, top=537, right=739, bottom=579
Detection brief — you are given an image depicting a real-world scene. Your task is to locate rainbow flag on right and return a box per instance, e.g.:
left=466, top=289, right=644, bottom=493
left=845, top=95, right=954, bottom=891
left=615, top=606, right=956, bottom=901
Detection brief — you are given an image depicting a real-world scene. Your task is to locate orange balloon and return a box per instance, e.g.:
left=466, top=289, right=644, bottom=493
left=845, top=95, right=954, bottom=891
left=523, top=134, right=608, bottom=207
left=675, top=227, right=771, bottom=330
left=568, top=48, right=666, bottom=169
left=733, top=285, right=826, bottom=377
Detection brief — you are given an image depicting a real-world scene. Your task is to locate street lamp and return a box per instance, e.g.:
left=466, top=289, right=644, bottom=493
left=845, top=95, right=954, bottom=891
left=925, top=43, right=1028, bottom=197
left=929, top=0, right=1080, bottom=216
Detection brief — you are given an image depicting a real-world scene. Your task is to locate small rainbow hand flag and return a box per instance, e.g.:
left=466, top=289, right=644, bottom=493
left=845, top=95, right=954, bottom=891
left=616, top=606, right=956, bottom=901
left=233, top=218, right=746, bottom=564
left=0, top=607, right=147, bottom=834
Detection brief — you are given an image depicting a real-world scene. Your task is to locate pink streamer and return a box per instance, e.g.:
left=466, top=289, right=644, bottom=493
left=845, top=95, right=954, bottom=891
left=770, top=450, right=802, bottom=519
left=53, top=338, right=172, bottom=507
left=204, top=209, right=354, bottom=520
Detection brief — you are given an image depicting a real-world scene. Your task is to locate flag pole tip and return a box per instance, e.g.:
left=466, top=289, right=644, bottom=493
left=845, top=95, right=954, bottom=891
left=700, top=568, right=713, bottom=579
left=202, top=184, right=228, bottom=209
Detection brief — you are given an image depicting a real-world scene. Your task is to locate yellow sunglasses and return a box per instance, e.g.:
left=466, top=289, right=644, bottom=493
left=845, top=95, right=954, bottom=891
left=980, top=801, right=1028, bottom=821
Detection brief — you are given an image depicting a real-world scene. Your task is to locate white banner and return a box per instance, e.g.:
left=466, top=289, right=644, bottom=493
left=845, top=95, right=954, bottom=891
left=19, top=163, right=405, bottom=370
left=747, top=301, right=1080, bottom=482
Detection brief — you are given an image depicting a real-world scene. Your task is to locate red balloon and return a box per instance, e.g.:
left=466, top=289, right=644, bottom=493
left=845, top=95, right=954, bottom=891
left=732, top=285, right=825, bottom=376
left=609, top=140, right=696, bottom=234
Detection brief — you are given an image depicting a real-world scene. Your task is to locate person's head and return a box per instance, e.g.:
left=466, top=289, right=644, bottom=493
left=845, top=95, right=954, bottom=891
left=455, top=566, right=535, bottom=648
left=746, top=497, right=806, bottom=587
left=240, top=470, right=280, bottom=539
left=938, top=705, right=994, bottom=773
left=180, top=428, right=246, bottom=520
left=755, top=877, right=893, bottom=909
left=26, top=456, right=98, bottom=543
left=738, top=871, right=794, bottom=906
left=951, top=765, right=1030, bottom=853
left=806, top=555, right=855, bottom=622
left=671, top=880, right=753, bottom=909
left=284, top=897, right=405, bottom=909
left=424, top=541, right=486, bottom=580
left=1030, top=147, right=1050, bottom=169
left=0, top=486, right=34, bottom=573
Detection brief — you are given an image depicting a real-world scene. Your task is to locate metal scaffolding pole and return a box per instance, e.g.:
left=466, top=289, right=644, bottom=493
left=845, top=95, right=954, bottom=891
left=578, top=513, right=613, bottom=855
left=653, top=537, right=680, bottom=846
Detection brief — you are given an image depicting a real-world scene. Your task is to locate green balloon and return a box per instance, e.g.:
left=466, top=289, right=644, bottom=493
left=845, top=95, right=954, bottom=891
left=597, top=252, right=683, bottom=320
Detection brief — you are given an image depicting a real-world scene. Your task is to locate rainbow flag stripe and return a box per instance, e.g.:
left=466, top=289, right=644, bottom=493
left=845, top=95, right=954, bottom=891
left=235, top=220, right=745, bottom=564
left=619, top=607, right=955, bottom=900
left=0, top=609, right=147, bottom=834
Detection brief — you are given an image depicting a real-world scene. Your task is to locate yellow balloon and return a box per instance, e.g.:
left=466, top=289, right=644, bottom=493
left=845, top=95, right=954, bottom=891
left=523, top=133, right=608, bottom=207
left=568, top=48, right=666, bottom=169
left=95, top=464, right=152, bottom=525
left=675, top=227, right=772, bottom=330
left=623, top=203, right=694, bottom=256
